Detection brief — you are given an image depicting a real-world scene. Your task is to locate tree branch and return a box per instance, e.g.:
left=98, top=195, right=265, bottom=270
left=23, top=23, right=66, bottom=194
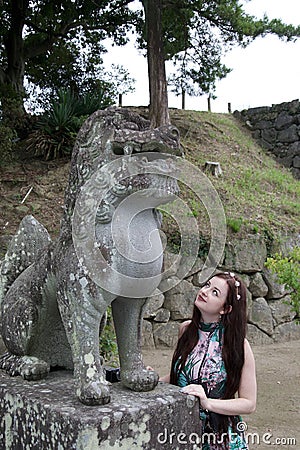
left=23, top=17, right=84, bottom=59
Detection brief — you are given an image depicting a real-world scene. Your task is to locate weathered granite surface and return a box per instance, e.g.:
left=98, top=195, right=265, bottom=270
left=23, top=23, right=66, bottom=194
left=0, top=107, right=182, bottom=406
left=0, top=371, right=201, bottom=450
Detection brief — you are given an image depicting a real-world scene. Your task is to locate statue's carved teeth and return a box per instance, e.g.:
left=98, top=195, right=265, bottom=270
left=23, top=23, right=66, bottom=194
left=123, top=144, right=133, bottom=156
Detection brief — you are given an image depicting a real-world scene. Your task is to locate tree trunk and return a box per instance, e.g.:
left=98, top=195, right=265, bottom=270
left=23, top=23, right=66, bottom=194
left=142, top=0, right=170, bottom=128
left=0, top=0, right=28, bottom=126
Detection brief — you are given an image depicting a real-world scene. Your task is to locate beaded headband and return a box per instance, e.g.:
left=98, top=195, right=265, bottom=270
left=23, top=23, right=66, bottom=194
left=225, top=272, right=241, bottom=300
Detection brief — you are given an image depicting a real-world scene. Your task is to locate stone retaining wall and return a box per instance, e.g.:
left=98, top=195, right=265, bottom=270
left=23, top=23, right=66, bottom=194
left=142, top=234, right=300, bottom=349
left=234, top=99, right=300, bottom=179
left=1, top=234, right=299, bottom=351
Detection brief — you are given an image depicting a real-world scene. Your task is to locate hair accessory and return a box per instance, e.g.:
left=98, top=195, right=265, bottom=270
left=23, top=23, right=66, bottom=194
left=225, top=272, right=241, bottom=300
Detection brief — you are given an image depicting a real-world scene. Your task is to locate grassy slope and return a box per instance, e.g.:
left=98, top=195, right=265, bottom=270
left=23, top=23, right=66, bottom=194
left=169, top=109, right=300, bottom=243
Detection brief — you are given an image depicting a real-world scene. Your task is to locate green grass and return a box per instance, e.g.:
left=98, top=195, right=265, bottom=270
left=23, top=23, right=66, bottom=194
left=168, top=109, right=300, bottom=241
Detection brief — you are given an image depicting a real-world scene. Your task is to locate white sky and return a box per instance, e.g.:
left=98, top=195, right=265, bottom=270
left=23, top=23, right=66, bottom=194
left=102, top=0, right=300, bottom=113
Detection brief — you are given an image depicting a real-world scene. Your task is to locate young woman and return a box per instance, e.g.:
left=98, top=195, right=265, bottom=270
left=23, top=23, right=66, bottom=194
left=153, top=271, right=256, bottom=450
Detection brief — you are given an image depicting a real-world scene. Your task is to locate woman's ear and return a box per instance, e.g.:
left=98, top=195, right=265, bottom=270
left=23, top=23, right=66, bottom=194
left=220, top=305, right=232, bottom=315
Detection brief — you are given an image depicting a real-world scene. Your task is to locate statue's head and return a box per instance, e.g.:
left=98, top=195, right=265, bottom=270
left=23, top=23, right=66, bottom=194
left=69, top=107, right=182, bottom=224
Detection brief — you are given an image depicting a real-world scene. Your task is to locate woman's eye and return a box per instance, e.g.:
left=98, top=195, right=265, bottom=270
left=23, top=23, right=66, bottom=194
left=213, top=289, right=218, bottom=296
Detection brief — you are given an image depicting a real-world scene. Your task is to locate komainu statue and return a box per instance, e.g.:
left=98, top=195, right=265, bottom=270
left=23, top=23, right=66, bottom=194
left=0, top=107, right=181, bottom=405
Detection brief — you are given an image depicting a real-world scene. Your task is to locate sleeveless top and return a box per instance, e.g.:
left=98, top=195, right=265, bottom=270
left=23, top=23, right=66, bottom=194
left=176, top=321, right=248, bottom=450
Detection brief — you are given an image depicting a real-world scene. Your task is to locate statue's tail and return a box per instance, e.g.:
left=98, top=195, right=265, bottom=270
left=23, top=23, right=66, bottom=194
left=0, top=215, right=52, bottom=306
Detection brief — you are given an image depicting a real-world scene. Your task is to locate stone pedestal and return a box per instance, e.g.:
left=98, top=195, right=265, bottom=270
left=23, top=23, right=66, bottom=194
left=0, top=371, right=201, bottom=449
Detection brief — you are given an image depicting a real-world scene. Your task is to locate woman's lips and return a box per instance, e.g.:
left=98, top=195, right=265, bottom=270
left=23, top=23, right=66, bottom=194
left=197, top=294, right=207, bottom=303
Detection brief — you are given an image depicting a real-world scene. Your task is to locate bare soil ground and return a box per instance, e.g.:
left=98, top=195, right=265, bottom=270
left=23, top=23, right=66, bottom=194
left=0, top=158, right=70, bottom=242
left=143, top=340, right=300, bottom=450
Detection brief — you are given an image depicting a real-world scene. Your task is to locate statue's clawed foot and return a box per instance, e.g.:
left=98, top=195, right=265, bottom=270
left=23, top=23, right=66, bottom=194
left=0, top=352, right=50, bottom=380
left=121, top=367, right=159, bottom=392
left=76, top=379, right=111, bottom=406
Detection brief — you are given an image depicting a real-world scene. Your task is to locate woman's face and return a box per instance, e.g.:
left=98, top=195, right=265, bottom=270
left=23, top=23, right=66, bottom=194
left=195, top=276, right=229, bottom=322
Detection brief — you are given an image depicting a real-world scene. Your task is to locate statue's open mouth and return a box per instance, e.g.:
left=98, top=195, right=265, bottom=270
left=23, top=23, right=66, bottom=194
left=111, top=125, right=182, bottom=156
left=92, top=119, right=182, bottom=223
left=125, top=154, right=179, bottom=177
left=95, top=148, right=180, bottom=224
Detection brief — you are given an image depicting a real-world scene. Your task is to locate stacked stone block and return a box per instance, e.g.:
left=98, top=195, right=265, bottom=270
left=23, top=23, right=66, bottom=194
left=234, top=99, right=300, bottom=179
left=142, top=234, right=300, bottom=349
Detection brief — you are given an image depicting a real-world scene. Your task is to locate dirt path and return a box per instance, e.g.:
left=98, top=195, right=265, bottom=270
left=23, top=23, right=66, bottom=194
left=143, top=340, right=300, bottom=450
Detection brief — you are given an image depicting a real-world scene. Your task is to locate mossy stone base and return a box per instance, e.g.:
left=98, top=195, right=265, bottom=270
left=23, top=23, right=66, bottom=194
left=0, top=370, right=201, bottom=449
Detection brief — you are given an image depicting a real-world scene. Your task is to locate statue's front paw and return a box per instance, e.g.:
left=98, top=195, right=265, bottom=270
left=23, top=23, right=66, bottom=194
left=0, top=353, right=50, bottom=380
left=20, top=356, right=50, bottom=381
left=77, top=380, right=111, bottom=406
left=121, top=368, right=159, bottom=392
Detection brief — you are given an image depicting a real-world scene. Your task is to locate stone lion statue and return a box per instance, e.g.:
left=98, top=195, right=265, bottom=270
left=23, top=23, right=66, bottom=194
left=0, top=107, right=181, bottom=405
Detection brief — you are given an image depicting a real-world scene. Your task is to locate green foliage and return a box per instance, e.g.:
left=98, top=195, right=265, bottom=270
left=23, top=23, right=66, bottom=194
left=265, top=248, right=300, bottom=320
left=197, top=235, right=210, bottom=259
left=166, top=232, right=181, bottom=254
left=26, top=37, right=106, bottom=105
left=188, top=197, right=201, bottom=218
left=227, top=217, right=243, bottom=233
left=157, top=0, right=300, bottom=103
left=168, top=16, right=231, bottom=99
left=25, top=87, right=114, bottom=159
left=168, top=110, right=300, bottom=239
left=0, top=83, right=29, bottom=134
left=0, top=0, right=138, bottom=120
left=107, top=64, right=136, bottom=96
left=99, top=307, right=119, bottom=365
left=2, top=0, right=300, bottom=126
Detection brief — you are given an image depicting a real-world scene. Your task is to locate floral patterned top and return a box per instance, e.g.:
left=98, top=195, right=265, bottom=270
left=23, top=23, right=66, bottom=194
left=176, top=321, right=248, bottom=450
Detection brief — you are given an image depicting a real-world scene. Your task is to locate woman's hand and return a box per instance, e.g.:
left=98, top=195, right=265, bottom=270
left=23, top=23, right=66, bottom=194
left=146, top=366, right=170, bottom=383
left=180, top=384, right=209, bottom=409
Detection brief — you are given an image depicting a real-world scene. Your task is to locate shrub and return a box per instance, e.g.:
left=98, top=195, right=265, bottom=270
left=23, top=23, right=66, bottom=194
left=99, top=307, right=119, bottom=365
left=265, top=247, right=300, bottom=320
left=25, top=87, right=114, bottom=160
left=227, top=217, right=243, bottom=233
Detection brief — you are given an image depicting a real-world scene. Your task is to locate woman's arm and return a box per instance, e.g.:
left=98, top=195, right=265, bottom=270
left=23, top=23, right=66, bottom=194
left=181, top=339, right=257, bottom=415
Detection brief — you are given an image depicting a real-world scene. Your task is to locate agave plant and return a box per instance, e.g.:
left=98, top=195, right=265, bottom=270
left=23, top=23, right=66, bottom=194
left=25, top=86, right=114, bottom=160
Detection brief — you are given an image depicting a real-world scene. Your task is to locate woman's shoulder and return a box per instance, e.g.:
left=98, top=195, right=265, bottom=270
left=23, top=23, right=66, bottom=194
left=244, top=338, right=252, bottom=350
left=244, top=338, right=255, bottom=361
left=178, top=320, right=191, bottom=337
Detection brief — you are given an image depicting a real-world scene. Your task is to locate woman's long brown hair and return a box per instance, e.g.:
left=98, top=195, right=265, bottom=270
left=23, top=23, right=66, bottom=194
left=170, top=272, right=248, bottom=435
